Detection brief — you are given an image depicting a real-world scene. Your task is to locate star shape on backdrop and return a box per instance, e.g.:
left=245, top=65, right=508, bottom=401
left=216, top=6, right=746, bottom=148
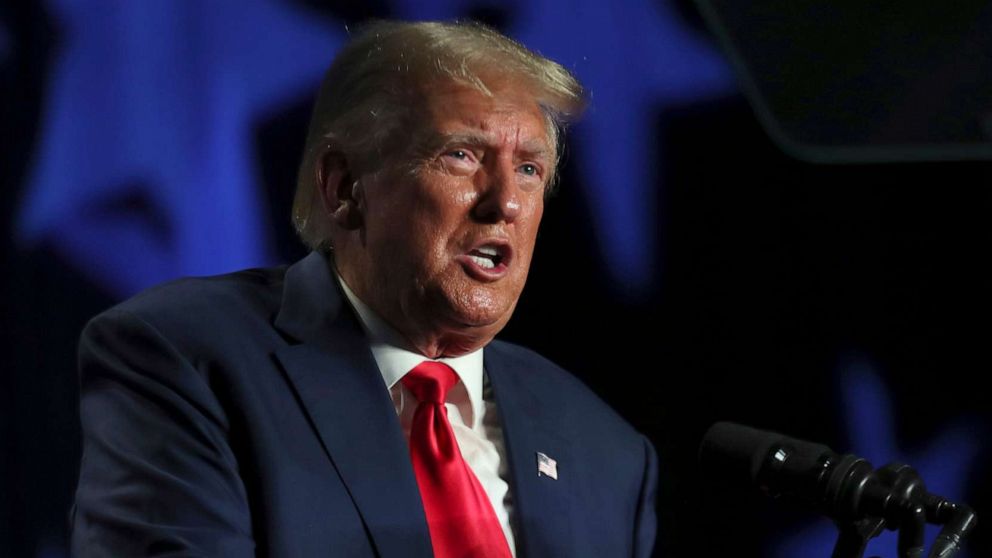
left=396, top=0, right=736, bottom=295
left=773, top=356, right=984, bottom=558
left=17, top=0, right=343, bottom=296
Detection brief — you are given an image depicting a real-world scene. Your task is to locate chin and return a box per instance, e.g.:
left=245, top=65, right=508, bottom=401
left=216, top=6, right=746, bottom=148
left=421, top=279, right=520, bottom=332
left=457, top=290, right=519, bottom=324
left=437, top=300, right=509, bottom=334
left=426, top=299, right=517, bottom=358
left=448, top=306, right=504, bottom=330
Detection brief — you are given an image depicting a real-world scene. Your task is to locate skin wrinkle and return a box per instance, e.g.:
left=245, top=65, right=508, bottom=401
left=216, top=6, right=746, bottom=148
left=293, top=22, right=584, bottom=250
left=328, top=79, right=549, bottom=358
left=406, top=122, right=553, bottom=187
left=400, top=75, right=557, bottom=182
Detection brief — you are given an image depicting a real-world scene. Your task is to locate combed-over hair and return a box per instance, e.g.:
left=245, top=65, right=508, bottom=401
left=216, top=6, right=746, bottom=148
left=292, top=20, right=585, bottom=251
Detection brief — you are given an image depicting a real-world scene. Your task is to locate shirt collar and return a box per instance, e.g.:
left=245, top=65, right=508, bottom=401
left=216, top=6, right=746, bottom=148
left=334, top=270, right=485, bottom=428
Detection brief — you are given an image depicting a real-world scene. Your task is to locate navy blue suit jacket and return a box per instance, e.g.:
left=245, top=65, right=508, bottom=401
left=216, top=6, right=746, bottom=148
left=72, top=251, right=658, bottom=557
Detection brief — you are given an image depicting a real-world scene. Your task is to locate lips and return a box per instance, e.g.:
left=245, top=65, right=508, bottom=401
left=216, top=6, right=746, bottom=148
left=457, top=239, right=513, bottom=281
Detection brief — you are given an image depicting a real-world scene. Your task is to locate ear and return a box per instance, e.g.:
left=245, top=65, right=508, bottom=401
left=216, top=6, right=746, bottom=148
left=315, top=145, right=364, bottom=230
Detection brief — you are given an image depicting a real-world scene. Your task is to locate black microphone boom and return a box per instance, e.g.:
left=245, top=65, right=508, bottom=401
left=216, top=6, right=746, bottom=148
left=698, top=422, right=977, bottom=558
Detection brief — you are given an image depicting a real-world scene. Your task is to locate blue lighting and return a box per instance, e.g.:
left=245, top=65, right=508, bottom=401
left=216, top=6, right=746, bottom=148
left=18, top=0, right=733, bottom=298
left=18, top=0, right=342, bottom=296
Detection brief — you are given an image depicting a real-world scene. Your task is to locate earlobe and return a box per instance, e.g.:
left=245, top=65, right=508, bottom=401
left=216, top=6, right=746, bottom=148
left=330, top=180, right=364, bottom=229
left=316, top=148, right=363, bottom=230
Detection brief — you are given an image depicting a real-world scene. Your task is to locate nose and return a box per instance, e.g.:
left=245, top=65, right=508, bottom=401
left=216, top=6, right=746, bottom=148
left=473, top=161, right=521, bottom=224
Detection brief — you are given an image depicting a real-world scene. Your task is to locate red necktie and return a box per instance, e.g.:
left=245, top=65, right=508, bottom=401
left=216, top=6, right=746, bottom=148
left=402, top=361, right=513, bottom=558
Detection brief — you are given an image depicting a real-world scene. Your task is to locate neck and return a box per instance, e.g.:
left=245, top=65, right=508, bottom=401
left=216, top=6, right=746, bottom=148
left=404, top=329, right=490, bottom=359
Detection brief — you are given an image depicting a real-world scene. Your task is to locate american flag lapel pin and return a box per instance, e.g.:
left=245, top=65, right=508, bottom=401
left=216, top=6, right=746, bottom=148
left=536, top=451, right=558, bottom=480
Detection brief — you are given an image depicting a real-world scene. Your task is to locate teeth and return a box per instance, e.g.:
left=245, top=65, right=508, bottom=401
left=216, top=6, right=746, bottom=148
left=476, top=246, right=500, bottom=257
left=469, top=255, right=496, bottom=269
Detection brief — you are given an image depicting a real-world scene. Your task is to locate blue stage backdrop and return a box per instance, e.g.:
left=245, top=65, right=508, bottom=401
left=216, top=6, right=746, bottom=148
left=1, top=1, right=988, bottom=557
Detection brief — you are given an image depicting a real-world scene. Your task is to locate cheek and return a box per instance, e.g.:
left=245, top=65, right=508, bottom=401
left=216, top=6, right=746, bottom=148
left=518, top=204, right=545, bottom=257
left=379, top=201, right=457, bottom=267
left=453, top=187, right=477, bottom=206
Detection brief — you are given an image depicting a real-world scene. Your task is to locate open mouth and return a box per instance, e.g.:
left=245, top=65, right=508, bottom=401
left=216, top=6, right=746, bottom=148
left=467, top=245, right=505, bottom=270
left=458, top=241, right=513, bottom=280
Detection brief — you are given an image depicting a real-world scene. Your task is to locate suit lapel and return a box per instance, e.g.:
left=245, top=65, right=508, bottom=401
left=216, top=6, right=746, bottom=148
left=485, top=344, right=577, bottom=558
left=273, top=252, right=432, bottom=558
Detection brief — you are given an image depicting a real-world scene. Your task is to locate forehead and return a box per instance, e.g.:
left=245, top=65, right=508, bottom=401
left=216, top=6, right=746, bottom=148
left=415, top=80, right=552, bottom=153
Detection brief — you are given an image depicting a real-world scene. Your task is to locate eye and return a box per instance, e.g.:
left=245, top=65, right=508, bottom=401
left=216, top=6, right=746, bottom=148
left=438, top=148, right=479, bottom=175
left=445, top=149, right=477, bottom=162
left=441, top=149, right=478, bottom=167
left=519, top=163, right=540, bottom=177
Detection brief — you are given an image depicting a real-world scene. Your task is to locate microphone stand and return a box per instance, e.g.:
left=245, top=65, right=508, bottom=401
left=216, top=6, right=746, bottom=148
left=831, top=516, right=886, bottom=558
left=696, top=422, right=978, bottom=558
left=828, top=462, right=976, bottom=558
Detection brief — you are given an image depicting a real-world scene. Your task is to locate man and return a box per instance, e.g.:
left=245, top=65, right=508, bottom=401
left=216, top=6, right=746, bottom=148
left=72, top=21, right=657, bottom=557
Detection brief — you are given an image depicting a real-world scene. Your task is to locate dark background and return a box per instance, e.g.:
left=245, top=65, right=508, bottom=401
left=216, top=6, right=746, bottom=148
left=2, top=1, right=989, bottom=556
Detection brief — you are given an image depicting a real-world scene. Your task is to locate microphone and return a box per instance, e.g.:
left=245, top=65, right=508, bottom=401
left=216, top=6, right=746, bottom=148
left=699, top=422, right=977, bottom=558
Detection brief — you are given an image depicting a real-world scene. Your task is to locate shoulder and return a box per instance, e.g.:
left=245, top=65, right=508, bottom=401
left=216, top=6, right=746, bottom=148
left=82, top=265, right=288, bottom=356
left=114, top=265, right=286, bottom=321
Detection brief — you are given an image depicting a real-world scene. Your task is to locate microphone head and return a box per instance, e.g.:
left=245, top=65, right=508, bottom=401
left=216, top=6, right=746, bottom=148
left=699, top=422, right=780, bottom=488
left=699, top=422, right=834, bottom=497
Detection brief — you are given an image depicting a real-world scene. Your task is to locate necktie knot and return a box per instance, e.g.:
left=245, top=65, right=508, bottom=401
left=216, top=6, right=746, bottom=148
left=402, top=361, right=458, bottom=405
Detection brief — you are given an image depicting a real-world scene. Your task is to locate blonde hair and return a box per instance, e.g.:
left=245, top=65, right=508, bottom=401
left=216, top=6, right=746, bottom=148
left=292, top=20, right=585, bottom=251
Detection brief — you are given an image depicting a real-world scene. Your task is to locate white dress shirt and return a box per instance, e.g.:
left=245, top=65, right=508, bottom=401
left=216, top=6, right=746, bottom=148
left=335, top=275, right=517, bottom=555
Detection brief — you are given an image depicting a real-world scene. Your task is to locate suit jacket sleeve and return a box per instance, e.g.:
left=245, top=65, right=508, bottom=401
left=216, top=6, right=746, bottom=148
left=635, top=435, right=660, bottom=558
left=72, top=308, right=255, bottom=557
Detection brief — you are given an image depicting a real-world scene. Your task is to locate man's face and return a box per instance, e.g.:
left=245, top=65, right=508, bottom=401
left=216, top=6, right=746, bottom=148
left=344, top=79, right=551, bottom=357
